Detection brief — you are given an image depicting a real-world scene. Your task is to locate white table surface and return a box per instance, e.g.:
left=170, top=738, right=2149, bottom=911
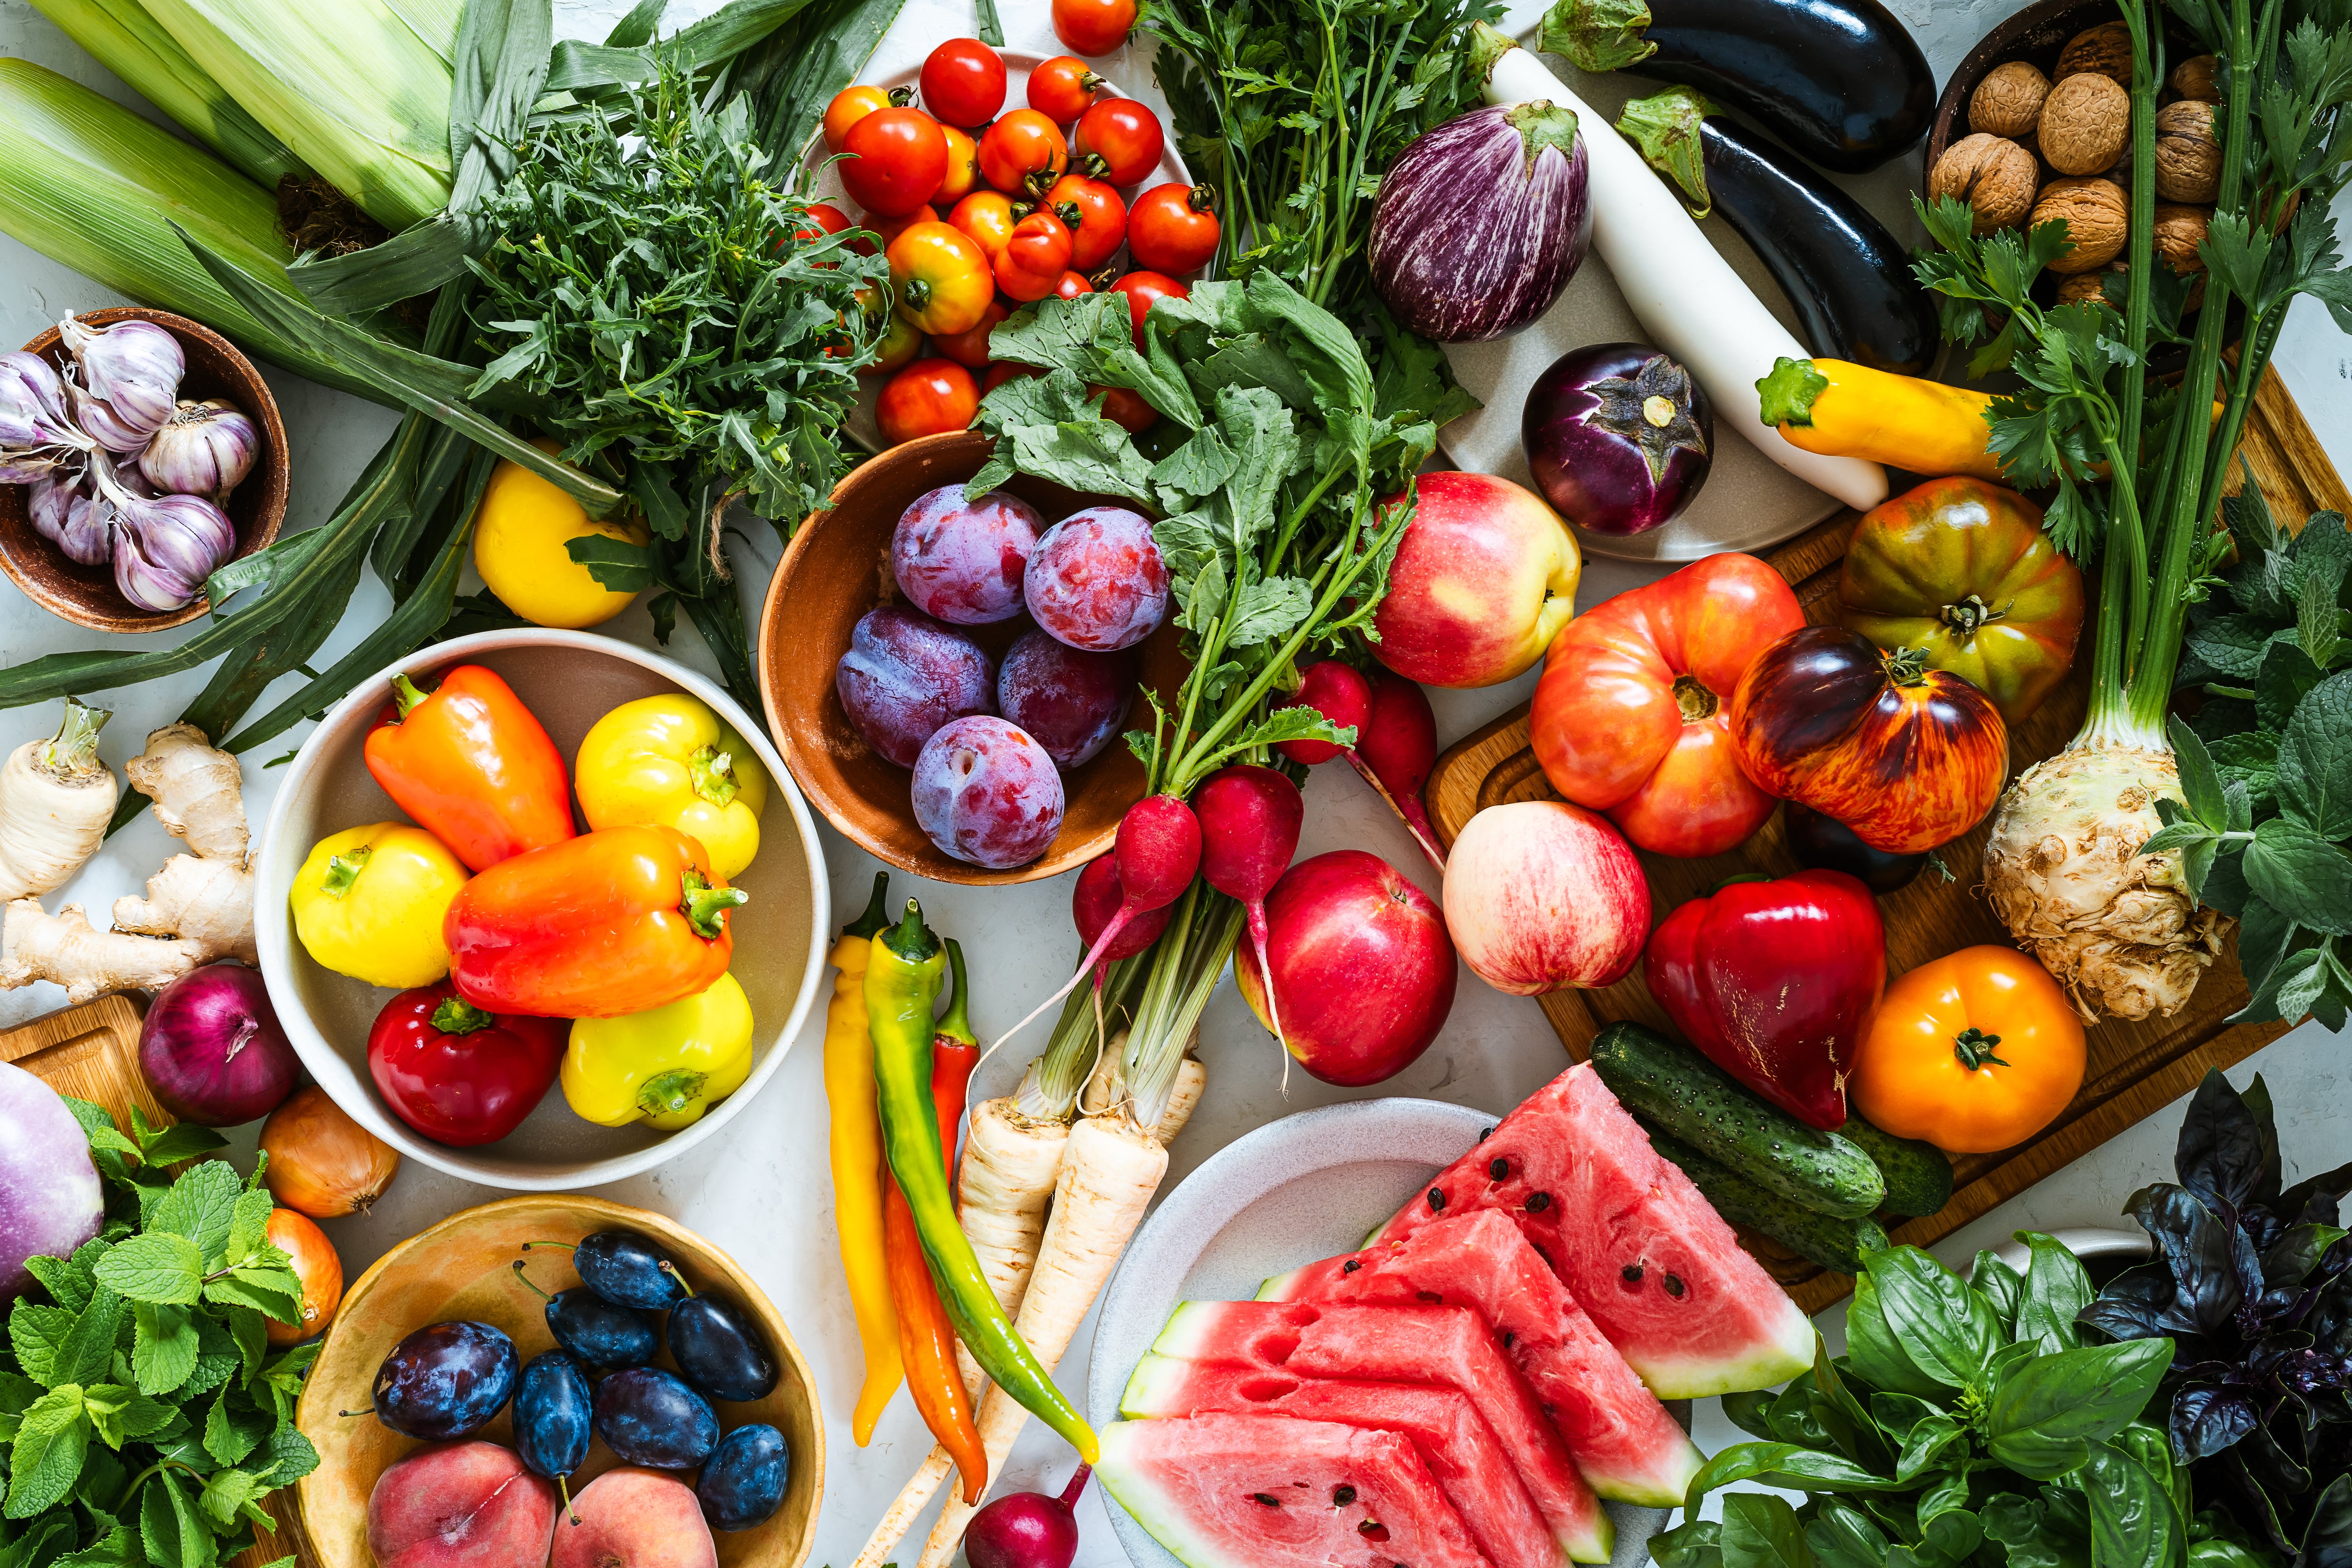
left=3, top=0, right=2349, bottom=1561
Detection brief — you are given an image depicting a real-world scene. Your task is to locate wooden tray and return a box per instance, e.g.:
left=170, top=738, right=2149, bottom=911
left=1423, top=367, right=2349, bottom=1315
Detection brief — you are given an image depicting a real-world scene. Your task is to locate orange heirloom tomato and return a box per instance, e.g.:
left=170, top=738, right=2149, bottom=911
left=1851, top=946, right=2086, bottom=1154
left=824, top=85, right=894, bottom=152
left=889, top=221, right=994, bottom=335
left=879, top=359, right=980, bottom=446
left=994, top=209, right=1076, bottom=302
left=1043, top=173, right=1126, bottom=270
left=932, top=299, right=1008, bottom=369
left=1028, top=55, right=1105, bottom=121
left=947, top=190, right=1019, bottom=263
left=979, top=109, right=1069, bottom=198
left=935, top=124, right=982, bottom=206
left=1128, top=182, right=1219, bottom=274
left=842, top=106, right=948, bottom=217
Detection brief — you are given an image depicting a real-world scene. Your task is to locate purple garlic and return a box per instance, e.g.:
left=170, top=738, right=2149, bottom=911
left=29, top=472, right=114, bottom=566
left=140, top=400, right=258, bottom=500
left=90, top=451, right=232, bottom=610
left=0, top=351, right=87, bottom=452
left=59, top=314, right=183, bottom=453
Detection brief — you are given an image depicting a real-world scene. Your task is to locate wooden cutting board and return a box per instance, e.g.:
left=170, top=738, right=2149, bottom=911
left=1423, top=367, right=2348, bottom=1315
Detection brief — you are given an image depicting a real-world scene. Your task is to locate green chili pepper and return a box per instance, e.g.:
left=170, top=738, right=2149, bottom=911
left=864, top=898, right=1098, bottom=1462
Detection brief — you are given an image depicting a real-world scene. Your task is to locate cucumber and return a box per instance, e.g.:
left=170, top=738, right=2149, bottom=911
left=1590, top=1020, right=1884, bottom=1219
left=1838, top=1115, right=1954, bottom=1218
left=1641, top=1120, right=1891, bottom=1276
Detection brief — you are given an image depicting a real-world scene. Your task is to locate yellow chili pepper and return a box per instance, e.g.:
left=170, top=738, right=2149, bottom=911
left=562, top=971, right=754, bottom=1132
left=575, top=694, right=770, bottom=880
left=289, top=823, right=468, bottom=989
left=1757, top=356, right=2006, bottom=483
left=826, top=873, right=902, bottom=1445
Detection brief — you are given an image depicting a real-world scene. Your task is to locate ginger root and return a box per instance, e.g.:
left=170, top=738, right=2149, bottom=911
left=126, top=723, right=248, bottom=864
left=114, top=855, right=255, bottom=965
left=1, top=900, right=207, bottom=1003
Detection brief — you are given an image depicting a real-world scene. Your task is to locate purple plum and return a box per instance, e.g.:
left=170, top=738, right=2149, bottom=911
left=836, top=605, right=997, bottom=767
left=892, top=486, right=1045, bottom=624
left=997, top=629, right=1135, bottom=768
left=1025, top=507, right=1168, bottom=652
left=912, top=716, right=1066, bottom=868
left=1520, top=342, right=1713, bottom=536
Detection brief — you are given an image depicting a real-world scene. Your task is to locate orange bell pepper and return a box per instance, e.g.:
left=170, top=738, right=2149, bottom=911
left=443, top=825, right=745, bottom=1018
left=364, top=665, right=575, bottom=873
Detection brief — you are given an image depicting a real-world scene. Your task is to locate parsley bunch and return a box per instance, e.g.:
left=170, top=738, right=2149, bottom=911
left=2, top=1105, right=316, bottom=1568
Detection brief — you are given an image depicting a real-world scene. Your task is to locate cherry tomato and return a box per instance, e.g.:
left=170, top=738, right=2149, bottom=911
left=842, top=106, right=948, bottom=217
left=995, top=209, right=1076, bottom=302
left=1073, top=97, right=1163, bottom=186
left=933, top=124, right=982, bottom=206
left=852, top=203, right=938, bottom=257
left=983, top=362, right=1041, bottom=395
left=920, top=39, right=1006, bottom=127
left=1051, top=0, right=1137, bottom=56
left=1090, top=384, right=1157, bottom=435
left=788, top=201, right=854, bottom=266
left=978, top=109, right=1070, bottom=199
left=823, top=85, right=893, bottom=153
left=1127, top=182, right=1219, bottom=274
left=866, top=307, right=926, bottom=375
left=1028, top=55, right=1106, bottom=122
left=878, top=359, right=980, bottom=446
left=1106, top=270, right=1188, bottom=349
left=947, top=190, right=1019, bottom=263
left=1042, top=173, right=1126, bottom=271
left=931, top=299, right=1008, bottom=369
left=1052, top=270, right=1094, bottom=299
left=889, top=221, right=995, bottom=335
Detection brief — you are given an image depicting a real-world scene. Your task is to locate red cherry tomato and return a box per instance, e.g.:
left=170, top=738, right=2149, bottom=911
left=947, top=190, right=1019, bottom=263
left=1051, top=0, right=1137, bottom=56
left=1090, top=384, right=1156, bottom=435
left=932, top=298, right=1009, bottom=369
left=1028, top=55, right=1106, bottom=122
left=1042, top=173, right=1126, bottom=271
left=1073, top=97, right=1163, bottom=187
left=852, top=203, right=938, bottom=257
left=978, top=109, right=1070, bottom=199
left=824, top=85, right=893, bottom=152
left=935, top=124, right=981, bottom=205
left=879, top=359, right=980, bottom=446
left=1106, top=270, right=1189, bottom=349
left=1052, top=270, right=1094, bottom=299
left=1127, top=182, right=1219, bottom=274
left=983, top=362, right=1041, bottom=395
left=842, top=106, right=948, bottom=217
left=798, top=201, right=853, bottom=242
left=995, top=209, right=1077, bottom=302
left=921, top=40, right=1006, bottom=127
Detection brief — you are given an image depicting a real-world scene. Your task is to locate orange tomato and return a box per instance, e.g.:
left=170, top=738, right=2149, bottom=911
left=936, top=124, right=982, bottom=205
left=994, top=209, right=1076, bottom=302
left=947, top=190, right=1019, bottom=263
left=264, top=1208, right=344, bottom=1346
left=1043, top=173, right=1126, bottom=271
left=889, top=221, right=995, bottom=335
left=1851, top=946, right=2086, bottom=1155
left=978, top=109, right=1069, bottom=198
left=824, top=85, right=893, bottom=152
left=932, top=299, right=1009, bottom=369
left=879, top=359, right=980, bottom=446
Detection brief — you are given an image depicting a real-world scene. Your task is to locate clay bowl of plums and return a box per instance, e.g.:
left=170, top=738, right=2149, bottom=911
left=296, top=1196, right=822, bottom=1568
left=761, top=429, right=1184, bottom=885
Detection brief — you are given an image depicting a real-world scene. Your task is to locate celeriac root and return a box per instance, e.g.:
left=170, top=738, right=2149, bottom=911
left=1, top=900, right=206, bottom=1002
left=0, top=698, right=118, bottom=901
left=125, top=723, right=248, bottom=863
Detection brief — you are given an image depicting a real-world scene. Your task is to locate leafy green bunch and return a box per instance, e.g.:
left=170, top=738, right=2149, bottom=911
left=1653, top=1241, right=2189, bottom=1568
left=2, top=1105, right=315, bottom=1568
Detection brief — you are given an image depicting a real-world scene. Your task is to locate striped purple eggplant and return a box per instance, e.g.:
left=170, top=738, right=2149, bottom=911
left=1368, top=101, right=1592, bottom=343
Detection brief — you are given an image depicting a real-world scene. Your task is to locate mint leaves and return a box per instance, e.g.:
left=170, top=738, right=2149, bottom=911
left=2, top=1101, right=312, bottom=1568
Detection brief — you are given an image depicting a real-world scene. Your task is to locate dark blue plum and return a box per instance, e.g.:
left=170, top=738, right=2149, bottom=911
left=544, top=1287, right=658, bottom=1370
left=592, top=1368, right=718, bottom=1469
left=668, top=1294, right=776, bottom=1403
left=696, top=1424, right=789, bottom=1532
left=514, top=1351, right=592, bottom=1503
left=370, top=1321, right=518, bottom=1439
left=529, top=1231, right=685, bottom=1309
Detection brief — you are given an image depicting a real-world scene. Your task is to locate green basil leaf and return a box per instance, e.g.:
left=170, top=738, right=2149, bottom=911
left=1769, top=1381, right=1833, bottom=1449
left=1986, top=1339, right=2175, bottom=1480
left=2081, top=1441, right=2182, bottom=1568
left=2014, top=1232, right=2095, bottom=1355
left=1721, top=1493, right=1815, bottom=1568
left=1805, top=1499, right=1892, bottom=1568
left=1971, top=1251, right=2025, bottom=1336
left=1845, top=1272, right=1948, bottom=1400
left=1869, top=1392, right=1943, bottom=1443
left=93, top=1234, right=205, bottom=1306
left=1983, top=1493, right=2093, bottom=1568
left=1812, top=1338, right=1891, bottom=1472
left=1682, top=1441, right=1916, bottom=1505
left=1723, top=1389, right=1779, bottom=1441
left=1896, top=1414, right=1968, bottom=1481
left=1651, top=1518, right=1725, bottom=1568
left=1864, top=1248, right=2000, bottom=1389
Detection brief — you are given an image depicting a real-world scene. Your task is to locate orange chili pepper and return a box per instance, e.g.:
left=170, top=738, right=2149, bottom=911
left=363, top=664, right=575, bottom=873
left=884, top=1178, right=987, bottom=1501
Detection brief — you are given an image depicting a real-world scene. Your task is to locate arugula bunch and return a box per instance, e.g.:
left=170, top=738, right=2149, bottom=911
left=1653, top=1241, right=2189, bottom=1568
left=3, top=1105, right=315, bottom=1568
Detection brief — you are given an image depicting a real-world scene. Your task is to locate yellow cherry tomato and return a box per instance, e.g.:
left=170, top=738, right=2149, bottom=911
left=563, top=972, right=754, bottom=1132
left=289, top=823, right=468, bottom=989
left=1851, top=945, right=2087, bottom=1155
left=573, top=693, right=770, bottom=880
left=472, top=440, right=651, bottom=630
left=888, top=221, right=994, bottom=336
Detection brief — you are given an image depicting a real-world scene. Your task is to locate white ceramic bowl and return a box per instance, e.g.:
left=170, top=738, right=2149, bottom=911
left=255, top=629, right=831, bottom=1189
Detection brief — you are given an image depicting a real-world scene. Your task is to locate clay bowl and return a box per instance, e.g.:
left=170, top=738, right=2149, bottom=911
left=760, top=430, right=1184, bottom=886
left=296, top=1196, right=822, bottom=1568
left=0, top=307, right=288, bottom=632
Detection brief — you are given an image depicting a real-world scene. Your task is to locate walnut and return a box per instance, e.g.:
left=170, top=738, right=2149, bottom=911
left=2155, top=99, right=2221, bottom=202
left=2171, top=54, right=2219, bottom=101
left=1931, top=134, right=2040, bottom=232
left=2057, top=21, right=2134, bottom=84
left=2040, top=72, right=2131, bottom=174
left=2054, top=269, right=2118, bottom=306
left=1971, top=60, right=2052, bottom=137
left=2154, top=204, right=2211, bottom=273
left=2033, top=177, right=2129, bottom=271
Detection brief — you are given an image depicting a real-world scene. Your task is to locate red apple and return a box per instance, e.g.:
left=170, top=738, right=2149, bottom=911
left=1234, top=850, right=1458, bottom=1087
left=1442, top=801, right=1650, bottom=995
left=1371, top=471, right=1582, bottom=688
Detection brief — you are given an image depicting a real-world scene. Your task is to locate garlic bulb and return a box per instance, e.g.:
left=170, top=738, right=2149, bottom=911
left=0, top=350, right=96, bottom=483
left=59, top=313, right=183, bottom=453
left=89, top=451, right=233, bottom=611
left=139, top=399, right=258, bottom=500
left=28, top=471, right=114, bottom=566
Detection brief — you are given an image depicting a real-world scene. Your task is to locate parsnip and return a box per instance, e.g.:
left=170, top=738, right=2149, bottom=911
left=0, top=699, right=117, bottom=901
left=1086, top=1048, right=1206, bottom=1143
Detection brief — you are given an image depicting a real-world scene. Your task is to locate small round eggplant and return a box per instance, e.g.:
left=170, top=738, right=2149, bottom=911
left=1520, top=343, right=1712, bottom=536
left=1782, top=802, right=1924, bottom=895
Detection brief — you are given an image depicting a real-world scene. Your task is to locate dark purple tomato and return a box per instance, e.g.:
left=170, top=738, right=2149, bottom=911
left=1521, top=342, right=1712, bottom=536
left=997, top=629, right=1135, bottom=768
left=1782, top=801, right=1923, bottom=895
left=836, top=605, right=998, bottom=767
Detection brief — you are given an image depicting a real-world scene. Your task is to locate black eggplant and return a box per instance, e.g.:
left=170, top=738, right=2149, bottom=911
left=1616, top=87, right=1939, bottom=374
left=1542, top=0, right=1933, bottom=173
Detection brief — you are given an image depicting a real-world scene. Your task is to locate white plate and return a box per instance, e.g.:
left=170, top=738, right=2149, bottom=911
left=1087, top=1097, right=1680, bottom=1568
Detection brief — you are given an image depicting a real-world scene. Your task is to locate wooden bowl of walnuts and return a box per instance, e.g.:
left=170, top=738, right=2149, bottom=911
left=1927, top=0, right=2217, bottom=309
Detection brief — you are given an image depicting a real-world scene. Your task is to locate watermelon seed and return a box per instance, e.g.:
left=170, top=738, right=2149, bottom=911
left=1488, top=1157, right=1509, bottom=1180
left=1525, top=1192, right=1552, bottom=1212
left=1332, top=1485, right=1357, bottom=1506
left=1359, top=1521, right=1391, bottom=1542
left=1502, top=1331, right=1514, bottom=1348
left=1479, top=1126, right=1493, bottom=1141
left=1342, top=1259, right=1360, bottom=1274
left=1427, top=1187, right=1446, bottom=1211
left=1622, top=1263, right=1645, bottom=1282
left=1250, top=1493, right=1281, bottom=1507
left=1664, top=1273, right=1687, bottom=1297
left=1414, top=1290, right=1441, bottom=1302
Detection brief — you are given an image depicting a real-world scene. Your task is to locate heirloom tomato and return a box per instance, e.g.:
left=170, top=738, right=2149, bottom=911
left=1051, top=0, right=1136, bottom=56
left=919, top=39, right=1005, bottom=127
left=823, top=85, right=893, bottom=152
left=978, top=109, right=1069, bottom=198
left=866, top=303, right=924, bottom=374
left=840, top=106, right=947, bottom=216
left=994, top=209, right=1076, bottom=301
left=1728, top=625, right=2009, bottom=855
left=1531, top=552, right=1804, bottom=857
left=1028, top=54, right=1104, bottom=120
left=1073, top=97, right=1163, bottom=186
left=1851, top=945, right=2085, bottom=1154
left=1043, top=173, right=1126, bottom=270
left=888, top=221, right=993, bottom=335
left=1127, top=183, right=1218, bottom=274
left=878, top=359, right=979, bottom=446
left=1106, top=270, right=1187, bottom=349
left=1836, top=477, right=2085, bottom=726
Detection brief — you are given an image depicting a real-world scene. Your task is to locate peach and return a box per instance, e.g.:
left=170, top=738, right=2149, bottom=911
left=367, top=1441, right=558, bottom=1568
left=1371, top=471, right=1581, bottom=688
left=552, top=1467, right=716, bottom=1568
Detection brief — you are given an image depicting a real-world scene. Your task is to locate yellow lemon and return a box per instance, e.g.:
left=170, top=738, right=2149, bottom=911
left=472, top=443, right=649, bottom=629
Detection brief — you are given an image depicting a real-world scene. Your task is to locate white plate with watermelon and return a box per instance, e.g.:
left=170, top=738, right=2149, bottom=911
left=1087, top=1066, right=1827, bottom=1568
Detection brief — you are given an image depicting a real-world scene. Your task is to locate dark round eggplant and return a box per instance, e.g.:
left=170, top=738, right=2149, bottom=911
left=1521, top=343, right=1712, bottom=535
left=1616, top=87, right=1939, bottom=374
left=1546, top=0, right=1934, bottom=173
left=1783, top=802, right=1924, bottom=894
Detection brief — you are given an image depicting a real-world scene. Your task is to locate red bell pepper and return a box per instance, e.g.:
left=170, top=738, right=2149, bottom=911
left=1643, top=869, right=1887, bottom=1130
left=366, top=981, right=568, bottom=1146
left=443, top=825, right=745, bottom=1018
left=364, top=664, right=576, bottom=873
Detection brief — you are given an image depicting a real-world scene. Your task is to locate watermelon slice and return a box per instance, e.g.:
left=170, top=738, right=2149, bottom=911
left=1121, top=1358, right=1559, bottom=1568
left=1095, top=1413, right=1493, bottom=1568
left=1261, top=1210, right=1705, bottom=1506
left=1145, top=1300, right=1612, bottom=1564
left=1368, top=1063, right=1814, bottom=1399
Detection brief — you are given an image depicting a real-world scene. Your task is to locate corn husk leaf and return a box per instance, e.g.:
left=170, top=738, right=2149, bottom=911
left=734, top=0, right=907, bottom=158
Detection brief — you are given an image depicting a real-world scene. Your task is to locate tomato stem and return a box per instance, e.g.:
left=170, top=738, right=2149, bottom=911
left=1952, top=1027, right=2010, bottom=1071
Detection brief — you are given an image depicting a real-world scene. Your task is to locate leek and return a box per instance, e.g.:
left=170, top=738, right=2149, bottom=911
left=0, top=58, right=375, bottom=398
left=24, top=0, right=310, bottom=188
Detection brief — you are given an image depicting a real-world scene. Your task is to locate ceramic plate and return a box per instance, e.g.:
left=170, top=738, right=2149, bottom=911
left=1088, top=1098, right=1679, bottom=1568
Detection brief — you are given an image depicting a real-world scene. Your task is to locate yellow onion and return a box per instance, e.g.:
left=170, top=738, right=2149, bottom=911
left=259, top=1084, right=400, bottom=1217
left=263, top=1206, right=342, bottom=1346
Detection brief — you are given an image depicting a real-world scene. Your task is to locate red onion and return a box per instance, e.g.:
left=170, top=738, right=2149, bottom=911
left=963, top=1465, right=1089, bottom=1568
left=139, top=963, right=299, bottom=1126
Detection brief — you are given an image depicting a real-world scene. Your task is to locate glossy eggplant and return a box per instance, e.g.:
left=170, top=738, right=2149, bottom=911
left=1543, top=0, right=1933, bottom=174
left=1617, top=88, right=1938, bottom=374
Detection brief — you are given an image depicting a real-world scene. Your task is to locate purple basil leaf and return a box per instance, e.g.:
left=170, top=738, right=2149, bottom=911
left=2082, top=1262, right=2177, bottom=1343
left=2279, top=1159, right=2352, bottom=1229
left=2175, top=1383, right=2262, bottom=1459
left=2178, top=1070, right=2277, bottom=1212
left=2130, top=1183, right=2244, bottom=1333
left=2221, top=1446, right=2299, bottom=1558
left=2297, top=1473, right=2352, bottom=1568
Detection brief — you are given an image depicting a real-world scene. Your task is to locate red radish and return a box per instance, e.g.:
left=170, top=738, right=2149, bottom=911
left=961, top=1465, right=1089, bottom=1568
left=1072, top=855, right=1172, bottom=987
left=1349, top=670, right=1446, bottom=869
left=1274, top=660, right=1373, bottom=764
left=1193, top=765, right=1305, bottom=1051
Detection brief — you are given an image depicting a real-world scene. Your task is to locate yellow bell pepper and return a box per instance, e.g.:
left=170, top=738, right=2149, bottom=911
left=563, top=971, right=754, bottom=1131
left=289, top=823, right=468, bottom=988
left=575, top=695, right=770, bottom=880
